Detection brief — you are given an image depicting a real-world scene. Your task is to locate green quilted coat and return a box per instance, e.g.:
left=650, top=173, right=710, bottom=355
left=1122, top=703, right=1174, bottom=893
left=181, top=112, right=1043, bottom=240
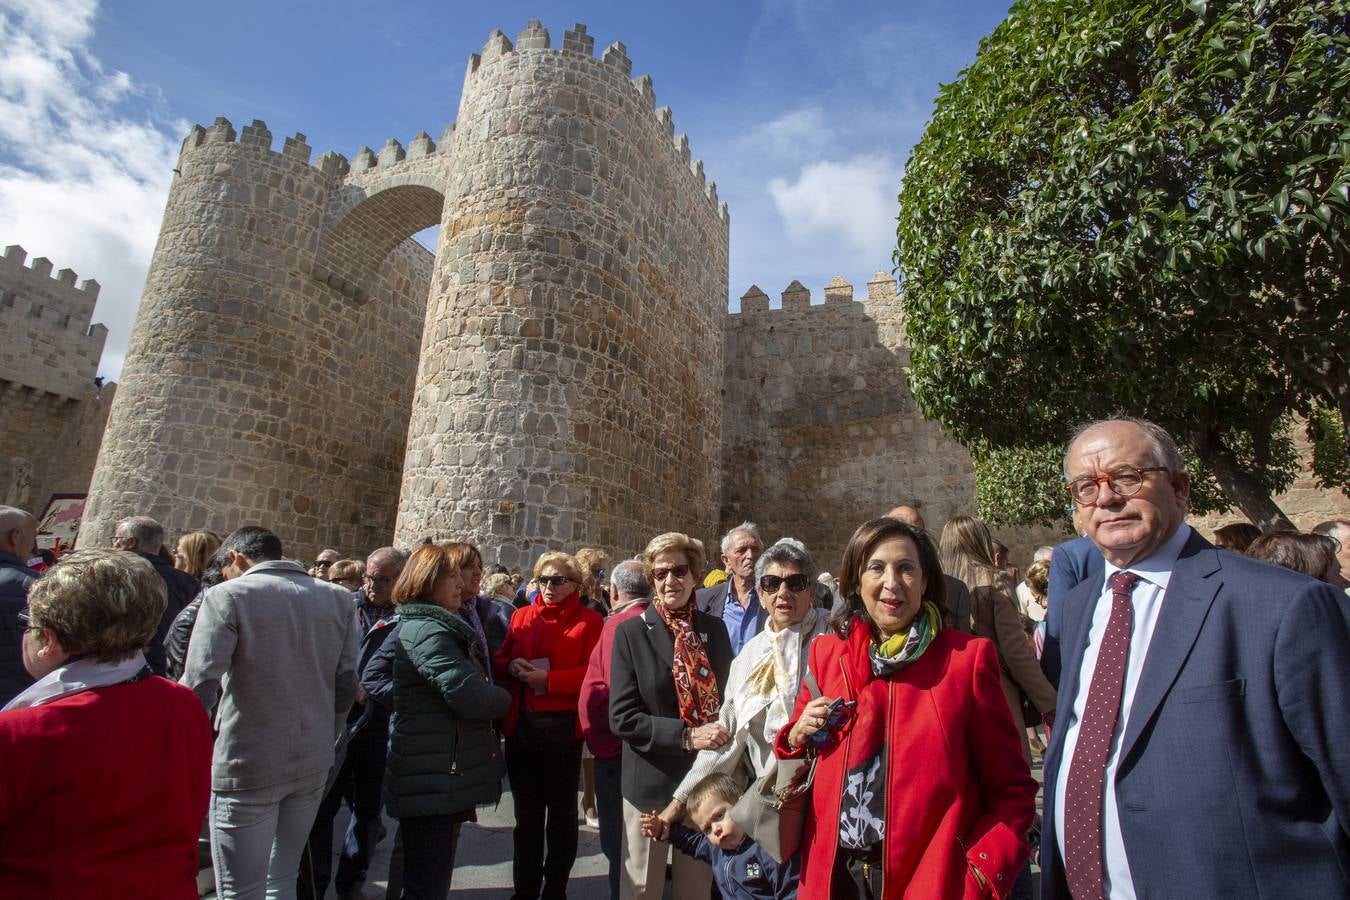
left=384, top=601, right=512, bottom=819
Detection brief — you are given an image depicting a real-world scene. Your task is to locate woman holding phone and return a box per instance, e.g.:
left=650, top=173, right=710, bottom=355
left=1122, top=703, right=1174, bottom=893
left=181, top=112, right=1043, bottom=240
left=777, top=517, right=1037, bottom=898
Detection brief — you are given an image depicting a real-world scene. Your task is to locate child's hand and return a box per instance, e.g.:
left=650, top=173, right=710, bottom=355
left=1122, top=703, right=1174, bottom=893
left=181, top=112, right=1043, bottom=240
left=639, top=811, right=670, bottom=841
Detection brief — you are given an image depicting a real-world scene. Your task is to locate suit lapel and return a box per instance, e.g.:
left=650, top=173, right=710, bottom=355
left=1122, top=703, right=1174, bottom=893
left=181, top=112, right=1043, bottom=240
left=1117, top=533, right=1221, bottom=764
left=641, top=605, right=675, bottom=669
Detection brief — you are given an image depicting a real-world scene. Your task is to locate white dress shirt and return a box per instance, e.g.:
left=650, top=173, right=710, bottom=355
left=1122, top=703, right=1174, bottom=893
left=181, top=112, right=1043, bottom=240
left=1054, top=523, right=1193, bottom=898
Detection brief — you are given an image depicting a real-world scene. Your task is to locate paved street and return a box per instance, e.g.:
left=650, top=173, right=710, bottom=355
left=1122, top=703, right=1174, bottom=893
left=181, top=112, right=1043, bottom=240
left=199, top=755, right=1044, bottom=898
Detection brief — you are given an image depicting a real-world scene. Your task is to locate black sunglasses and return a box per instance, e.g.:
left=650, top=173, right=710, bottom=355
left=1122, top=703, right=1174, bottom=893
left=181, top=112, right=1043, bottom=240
left=759, top=573, right=812, bottom=594
left=539, top=575, right=572, bottom=588
left=17, top=609, right=35, bottom=629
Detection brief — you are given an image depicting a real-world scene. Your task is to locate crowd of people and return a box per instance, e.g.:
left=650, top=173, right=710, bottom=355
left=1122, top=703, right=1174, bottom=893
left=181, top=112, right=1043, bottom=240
left=0, top=415, right=1347, bottom=900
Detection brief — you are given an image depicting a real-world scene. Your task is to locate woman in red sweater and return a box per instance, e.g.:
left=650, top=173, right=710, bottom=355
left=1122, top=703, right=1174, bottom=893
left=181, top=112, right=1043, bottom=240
left=495, top=551, right=603, bottom=900
left=0, top=549, right=212, bottom=900
left=777, top=518, right=1037, bottom=899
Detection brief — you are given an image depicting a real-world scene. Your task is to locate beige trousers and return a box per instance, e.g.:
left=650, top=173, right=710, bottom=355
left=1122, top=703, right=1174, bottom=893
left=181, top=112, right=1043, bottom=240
left=619, top=798, right=714, bottom=900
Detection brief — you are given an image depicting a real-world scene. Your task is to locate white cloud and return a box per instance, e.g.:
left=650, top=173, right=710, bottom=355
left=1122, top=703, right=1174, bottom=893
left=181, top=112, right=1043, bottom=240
left=768, top=154, right=901, bottom=260
left=0, top=0, right=183, bottom=380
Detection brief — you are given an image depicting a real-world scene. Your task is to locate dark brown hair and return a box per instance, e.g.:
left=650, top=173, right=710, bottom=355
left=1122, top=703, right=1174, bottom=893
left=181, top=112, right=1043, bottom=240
left=832, top=517, right=948, bottom=639
left=1213, top=522, right=1262, bottom=553
left=1245, top=532, right=1338, bottom=583
left=392, top=543, right=459, bottom=605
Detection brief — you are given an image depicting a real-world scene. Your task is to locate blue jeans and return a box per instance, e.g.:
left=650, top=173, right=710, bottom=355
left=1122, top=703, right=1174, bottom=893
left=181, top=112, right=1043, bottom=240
left=594, top=755, right=623, bottom=900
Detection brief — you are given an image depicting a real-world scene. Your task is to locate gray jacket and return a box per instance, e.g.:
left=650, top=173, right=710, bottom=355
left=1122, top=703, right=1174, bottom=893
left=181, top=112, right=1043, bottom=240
left=182, top=559, right=359, bottom=792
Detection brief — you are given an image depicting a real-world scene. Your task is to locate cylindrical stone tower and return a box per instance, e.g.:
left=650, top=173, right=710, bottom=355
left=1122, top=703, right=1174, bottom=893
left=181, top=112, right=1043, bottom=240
left=80, top=118, right=432, bottom=557
left=394, top=23, right=730, bottom=567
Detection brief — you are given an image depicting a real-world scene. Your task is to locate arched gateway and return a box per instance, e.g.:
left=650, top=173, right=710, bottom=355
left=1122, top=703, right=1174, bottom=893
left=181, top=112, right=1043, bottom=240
left=80, top=22, right=730, bottom=566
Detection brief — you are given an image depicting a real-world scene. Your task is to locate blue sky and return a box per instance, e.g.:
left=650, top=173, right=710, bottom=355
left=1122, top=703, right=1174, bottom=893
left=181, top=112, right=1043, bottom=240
left=0, top=0, right=1014, bottom=377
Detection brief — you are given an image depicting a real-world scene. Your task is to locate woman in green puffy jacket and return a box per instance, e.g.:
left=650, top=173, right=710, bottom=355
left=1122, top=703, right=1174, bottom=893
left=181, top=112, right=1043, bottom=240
left=385, top=542, right=512, bottom=899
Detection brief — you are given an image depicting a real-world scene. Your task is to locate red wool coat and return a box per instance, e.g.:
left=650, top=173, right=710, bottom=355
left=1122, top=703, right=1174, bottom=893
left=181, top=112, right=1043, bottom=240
left=0, top=677, right=213, bottom=899
left=776, top=620, right=1037, bottom=899
left=494, top=591, right=603, bottom=738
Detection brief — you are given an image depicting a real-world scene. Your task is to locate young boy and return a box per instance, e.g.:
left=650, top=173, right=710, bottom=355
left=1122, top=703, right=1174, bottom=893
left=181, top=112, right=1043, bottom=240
left=640, top=772, right=801, bottom=899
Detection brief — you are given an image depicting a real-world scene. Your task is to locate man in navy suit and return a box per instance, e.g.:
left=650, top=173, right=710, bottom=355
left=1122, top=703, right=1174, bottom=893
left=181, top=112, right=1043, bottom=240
left=1040, top=533, right=1101, bottom=689
left=1042, top=417, right=1350, bottom=899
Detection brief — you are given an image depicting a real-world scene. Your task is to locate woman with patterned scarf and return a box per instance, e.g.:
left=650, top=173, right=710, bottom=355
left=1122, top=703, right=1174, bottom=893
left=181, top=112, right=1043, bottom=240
left=777, top=517, right=1038, bottom=899
left=654, top=537, right=830, bottom=831
left=610, top=532, right=734, bottom=900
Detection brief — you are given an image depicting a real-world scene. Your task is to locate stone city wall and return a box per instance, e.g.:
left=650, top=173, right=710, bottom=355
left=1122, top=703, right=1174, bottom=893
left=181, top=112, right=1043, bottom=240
left=0, top=245, right=107, bottom=401
left=393, top=22, right=730, bottom=568
left=1188, top=418, right=1350, bottom=538
left=0, top=245, right=114, bottom=518
left=81, top=119, right=435, bottom=556
left=720, top=274, right=1066, bottom=575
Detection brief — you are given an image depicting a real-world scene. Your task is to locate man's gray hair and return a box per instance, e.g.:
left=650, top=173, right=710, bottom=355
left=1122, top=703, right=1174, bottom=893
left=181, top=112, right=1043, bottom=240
left=1063, top=417, right=1185, bottom=479
left=754, top=537, right=816, bottom=583
left=1033, top=545, right=1055, bottom=562
left=1312, top=520, right=1350, bottom=539
left=720, top=521, right=764, bottom=556
left=367, top=546, right=406, bottom=571
left=610, top=559, right=650, bottom=597
left=114, top=516, right=165, bottom=552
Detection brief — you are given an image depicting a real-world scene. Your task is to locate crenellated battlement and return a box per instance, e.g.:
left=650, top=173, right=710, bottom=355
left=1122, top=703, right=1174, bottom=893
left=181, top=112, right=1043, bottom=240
left=730, top=272, right=901, bottom=318
left=0, top=245, right=107, bottom=400
left=461, top=21, right=729, bottom=226
left=178, top=115, right=453, bottom=189
left=1, top=244, right=101, bottom=301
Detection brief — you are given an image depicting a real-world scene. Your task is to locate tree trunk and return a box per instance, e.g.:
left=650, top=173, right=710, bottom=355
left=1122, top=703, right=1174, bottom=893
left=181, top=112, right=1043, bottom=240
left=1188, top=430, right=1295, bottom=532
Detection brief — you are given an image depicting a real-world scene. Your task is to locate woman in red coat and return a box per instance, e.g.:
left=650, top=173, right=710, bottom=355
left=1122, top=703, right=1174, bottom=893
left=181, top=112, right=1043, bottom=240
left=776, top=517, right=1037, bottom=899
left=0, top=549, right=212, bottom=900
left=495, top=551, right=603, bottom=900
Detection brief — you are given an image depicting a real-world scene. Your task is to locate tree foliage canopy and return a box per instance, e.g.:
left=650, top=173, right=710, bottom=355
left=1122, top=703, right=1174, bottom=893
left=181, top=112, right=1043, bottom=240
left=896, top=0, right=1349, bottom=528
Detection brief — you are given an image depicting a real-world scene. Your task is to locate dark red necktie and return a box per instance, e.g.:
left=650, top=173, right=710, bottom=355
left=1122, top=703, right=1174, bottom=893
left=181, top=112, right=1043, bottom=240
left=1064, top=570, right=1139, bottom=899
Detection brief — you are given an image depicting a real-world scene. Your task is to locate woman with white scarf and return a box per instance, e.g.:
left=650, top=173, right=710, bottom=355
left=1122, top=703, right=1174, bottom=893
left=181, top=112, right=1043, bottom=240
left=0, top=549, right=212, bottom=898
left=656, top=537, right=830, bottom=826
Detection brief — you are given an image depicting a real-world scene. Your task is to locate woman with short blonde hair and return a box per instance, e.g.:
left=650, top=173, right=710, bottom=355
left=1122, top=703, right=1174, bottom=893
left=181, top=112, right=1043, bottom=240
left=327, top=559, right=363, bottom=591
left=611, top=533, right=731, bottom=900
left=0, top=549, right=212, bottom=897
left=495, top=551, right=604, bottom=898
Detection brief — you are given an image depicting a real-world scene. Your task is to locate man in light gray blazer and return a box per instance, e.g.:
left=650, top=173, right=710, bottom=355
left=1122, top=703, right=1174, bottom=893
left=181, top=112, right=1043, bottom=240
left=183, top=526, right=359, bottom=900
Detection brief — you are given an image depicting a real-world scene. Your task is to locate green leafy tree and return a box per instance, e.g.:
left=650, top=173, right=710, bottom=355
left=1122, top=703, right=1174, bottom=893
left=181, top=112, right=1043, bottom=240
left=896, top=0, right=1349, bottom=529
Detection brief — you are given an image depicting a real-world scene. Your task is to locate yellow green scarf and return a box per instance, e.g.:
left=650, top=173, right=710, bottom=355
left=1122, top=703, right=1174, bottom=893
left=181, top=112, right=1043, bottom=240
left=870, top=601, right=942, bottom=676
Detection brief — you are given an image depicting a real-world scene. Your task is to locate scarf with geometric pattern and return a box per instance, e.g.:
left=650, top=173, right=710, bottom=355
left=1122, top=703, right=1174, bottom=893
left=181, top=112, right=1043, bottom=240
left=655, top=599, right=721, bottom=726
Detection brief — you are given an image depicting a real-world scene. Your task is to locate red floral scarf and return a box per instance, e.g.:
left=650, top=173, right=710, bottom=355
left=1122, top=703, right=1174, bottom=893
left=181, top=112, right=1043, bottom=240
left=655, top=599, right=721, bottom=726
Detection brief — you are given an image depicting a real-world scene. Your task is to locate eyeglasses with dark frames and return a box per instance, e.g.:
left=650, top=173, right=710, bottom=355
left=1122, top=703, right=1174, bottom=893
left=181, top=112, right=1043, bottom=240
left=759, top=573, right=812, bottom=594
left=538, top=575, right=572, bottom=588
left=1066, top=465, right=1169, bottom=506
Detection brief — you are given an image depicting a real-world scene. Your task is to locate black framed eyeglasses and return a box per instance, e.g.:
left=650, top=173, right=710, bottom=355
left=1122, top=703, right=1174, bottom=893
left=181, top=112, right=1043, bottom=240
left=17, top=609, right=35, bottom=629
left=1066, top=465, right=1168, bottom=506
left=759, top=573, right=812, bottom=594
left=363, top=574, right=395, bottom=586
